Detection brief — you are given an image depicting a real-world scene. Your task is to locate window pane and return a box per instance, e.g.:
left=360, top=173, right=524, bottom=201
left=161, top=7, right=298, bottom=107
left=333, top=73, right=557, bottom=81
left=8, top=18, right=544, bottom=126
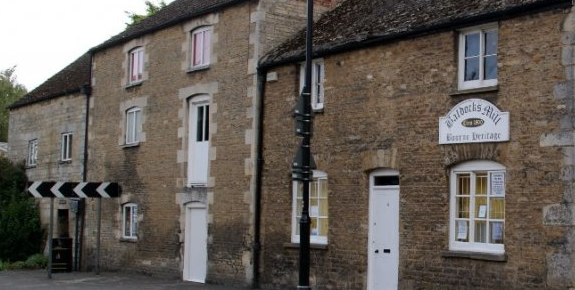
left=318, top=218, right=328, bottom=236
left=196, top=106, right=204, bottom=142
left=310, top=180, right=318, bottom=199
left=134, top=111, right=141, bottom=142
left=318, top=179, right=328, bottom=198
left=319, top=199, right=328, bottom=216
left=485, top=30, right=498, bottom=55
left=203, top=30, right=211, bottom=64
left=124, top=207, right=132, bottom=236
left=456, top=197, right=469, bottom=218
left=127, top=112, right=135, bottom=143
left=484, top=55, right=497, bottom=80
left=465, top=33, right=480, bottom=57
left=309, top=218, right=317, bottom=236
left=490, top=221, right=504, bottom=244
left=193, top=32, right=203, bottom=66
left=474, top=220, right=487, bottom=243
left=374, top=176, right=399, bottom=186
left=490, top=198, right=504, bottom=219
left=456, top=220, right=468, bottom=242
left=204, top=105, right=209, bottom=141
left=476, top=174, right=487, bottom=195
left=465, top=58, right=480, bottom=81
left=457, top=174, right=470, bottom=195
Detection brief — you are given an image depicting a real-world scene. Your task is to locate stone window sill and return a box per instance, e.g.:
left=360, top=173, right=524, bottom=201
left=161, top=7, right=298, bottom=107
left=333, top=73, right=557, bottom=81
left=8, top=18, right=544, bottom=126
left=120, top=238, right=138, bottom=243
left=449, top=85, right=499, bottom=97
left=441, top=250, right=507, bottom=262
left=283, top=242, right=328, bottom=250
left=186, top=65, right=210, bottom=73
left=125, top=81, right=143, bottom=89
left=122, top=142, right=140, bottom=149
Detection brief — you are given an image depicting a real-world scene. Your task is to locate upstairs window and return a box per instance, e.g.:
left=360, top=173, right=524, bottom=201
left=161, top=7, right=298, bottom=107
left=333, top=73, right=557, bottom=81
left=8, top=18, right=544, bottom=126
left=299, top=59, right=325, bottom=111
left=191, top=27, right=212, bottom=69
left=292, top=170, right=328, bottom=244
left=61, top=132, right=72, bottom=161
left=122, top=203, right=138, bottom=240
left=450, top=161, right=505, bottom=254
left=129, top=47, right=145, bottom=84
left=458, top=25, right=498, bottom=90
left=125, top=107, right=142, bottom=145
left=27, top=139, right=38, bottom=167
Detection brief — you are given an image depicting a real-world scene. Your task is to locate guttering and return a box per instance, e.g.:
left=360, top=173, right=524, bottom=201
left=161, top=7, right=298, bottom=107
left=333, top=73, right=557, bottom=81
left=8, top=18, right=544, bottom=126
left=252, top=67, right=266, bottom=289
left=259, top=0, right=572, bottom=71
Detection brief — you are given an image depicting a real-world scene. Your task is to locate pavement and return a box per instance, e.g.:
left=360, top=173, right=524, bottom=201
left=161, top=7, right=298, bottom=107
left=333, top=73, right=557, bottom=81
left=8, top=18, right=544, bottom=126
left=0, top=270, right=249, bottom=290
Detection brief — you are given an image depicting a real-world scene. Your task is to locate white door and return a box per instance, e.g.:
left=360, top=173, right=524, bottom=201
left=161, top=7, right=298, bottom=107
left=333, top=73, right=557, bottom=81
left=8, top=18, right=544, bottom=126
left=188, top=96, right=210, bottom=186
left=183, top=204, right=207, bottom=283
left=368, top=170, right=400, bottom=290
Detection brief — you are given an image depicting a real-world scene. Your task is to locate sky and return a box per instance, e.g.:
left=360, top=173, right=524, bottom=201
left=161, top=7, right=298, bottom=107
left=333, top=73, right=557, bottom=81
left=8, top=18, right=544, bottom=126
left=0, top=0, right=174, bottom=91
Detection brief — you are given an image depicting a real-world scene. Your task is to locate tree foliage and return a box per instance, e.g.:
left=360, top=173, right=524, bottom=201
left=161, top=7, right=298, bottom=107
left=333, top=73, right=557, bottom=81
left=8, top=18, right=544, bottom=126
left=0, top=157, right=44, bottom=262
left=0, top=67, right=27, bottom=142
left=125, top=0, right=167, bottom=27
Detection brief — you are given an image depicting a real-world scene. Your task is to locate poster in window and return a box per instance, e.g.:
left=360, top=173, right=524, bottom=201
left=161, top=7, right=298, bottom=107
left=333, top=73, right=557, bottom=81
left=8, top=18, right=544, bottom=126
left=478, top=205, right=487, bottom=218
left=457, top=220, right=468, bottom=240
left=492, top=222, right=503, bottom=240
left=491, top=172, right=505, bottom=196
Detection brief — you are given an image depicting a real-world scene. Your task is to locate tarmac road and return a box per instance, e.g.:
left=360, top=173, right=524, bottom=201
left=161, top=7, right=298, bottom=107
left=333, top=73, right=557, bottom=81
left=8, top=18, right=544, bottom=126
left=0, top=270, right=248, bottom=290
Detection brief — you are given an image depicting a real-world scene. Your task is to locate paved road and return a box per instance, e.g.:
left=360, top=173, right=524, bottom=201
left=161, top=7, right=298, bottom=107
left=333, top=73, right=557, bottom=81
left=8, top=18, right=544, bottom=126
left=0, top=270, right=249, bottom=290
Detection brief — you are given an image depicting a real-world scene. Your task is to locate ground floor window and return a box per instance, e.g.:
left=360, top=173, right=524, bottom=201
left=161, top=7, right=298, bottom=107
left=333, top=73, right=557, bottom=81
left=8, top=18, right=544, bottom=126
left=122, top=203, right=138, bottom=240
left=292, top=170, right=328, bottom=244
left=450, top=160, right=505, bottom=254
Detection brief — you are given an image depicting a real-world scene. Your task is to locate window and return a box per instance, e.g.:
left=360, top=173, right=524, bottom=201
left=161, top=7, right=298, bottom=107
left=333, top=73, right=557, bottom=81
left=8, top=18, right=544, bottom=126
left=129, top=47, right=145, bottom=84
left=458, top=25, right=498, bottom=90
left=187, top=96, right=210, bottom=186
left=122, top=203, right=138, bottom=239
left=27, top=139, right=38, bottom=167
left=292, top=170, right=328, bottom=244
left=450, top=161, right=505, bottom=254
left=299, top=59, right=325, bottom=110
left=191, top=27, right=211, bottom=69
left=61, top=133, right=72, bottom=161
left=125, top=107, right=142, bottom=145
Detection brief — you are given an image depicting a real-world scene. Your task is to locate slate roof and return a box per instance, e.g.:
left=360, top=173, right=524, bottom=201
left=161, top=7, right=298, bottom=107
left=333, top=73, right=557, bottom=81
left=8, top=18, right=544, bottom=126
left=90, top=0, right=250, bottom=52
left=261, top=0, right=572, bottom=68
left=9, top=53, right=91, bottom=109
left=11, top=0, right=251, bottom=109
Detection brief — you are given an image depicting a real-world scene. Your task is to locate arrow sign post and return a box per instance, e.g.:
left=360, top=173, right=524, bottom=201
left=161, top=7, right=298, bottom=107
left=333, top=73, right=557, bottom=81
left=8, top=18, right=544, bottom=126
left=26, top=181, right=121, bottom=279
left=27, top=181, right=121, bottom=199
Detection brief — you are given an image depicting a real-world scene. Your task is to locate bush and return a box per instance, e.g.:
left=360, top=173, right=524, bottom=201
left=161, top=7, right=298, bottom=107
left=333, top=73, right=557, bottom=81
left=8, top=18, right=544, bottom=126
left=0, top=157, right=44, bottom=262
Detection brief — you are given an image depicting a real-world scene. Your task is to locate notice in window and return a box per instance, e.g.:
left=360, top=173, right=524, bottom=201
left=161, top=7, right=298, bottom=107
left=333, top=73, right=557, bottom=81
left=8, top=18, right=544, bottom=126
left=478, top=205, right=487, bottom=218
left=457, top=220, right=468, bottom=240
left=491, top=172, right=505, bottom=196
left=492, top=222, right=503, bottom=240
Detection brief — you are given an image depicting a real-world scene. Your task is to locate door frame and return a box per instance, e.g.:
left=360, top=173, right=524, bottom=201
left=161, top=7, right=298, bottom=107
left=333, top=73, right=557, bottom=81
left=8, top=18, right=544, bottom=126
left=367, top=168, right=400, bottom=290
left=183, top=202, right=208, bottom=283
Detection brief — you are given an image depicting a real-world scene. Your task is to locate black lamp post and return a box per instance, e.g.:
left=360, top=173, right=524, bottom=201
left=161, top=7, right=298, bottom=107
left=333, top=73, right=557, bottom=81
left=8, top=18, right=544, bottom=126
left=292, top=0, right=314, bottom=289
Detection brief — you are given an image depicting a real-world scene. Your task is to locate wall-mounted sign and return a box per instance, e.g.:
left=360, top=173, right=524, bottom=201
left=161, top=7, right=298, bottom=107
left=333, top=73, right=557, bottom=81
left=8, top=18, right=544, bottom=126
left=439, top=99, right=509, bottom=144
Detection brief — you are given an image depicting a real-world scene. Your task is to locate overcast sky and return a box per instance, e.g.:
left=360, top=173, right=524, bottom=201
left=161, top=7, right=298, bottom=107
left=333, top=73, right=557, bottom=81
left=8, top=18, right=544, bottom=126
left=0, top=0, right=174, bottom=91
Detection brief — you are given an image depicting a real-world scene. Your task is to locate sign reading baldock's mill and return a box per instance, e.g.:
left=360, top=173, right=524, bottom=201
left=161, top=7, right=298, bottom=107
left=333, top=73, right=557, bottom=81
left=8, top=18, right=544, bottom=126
left=439, top=98, right=509, bottom=144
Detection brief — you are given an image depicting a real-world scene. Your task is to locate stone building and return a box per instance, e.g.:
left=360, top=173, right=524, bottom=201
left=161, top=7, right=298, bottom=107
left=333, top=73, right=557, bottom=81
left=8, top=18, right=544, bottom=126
left=258, top=0, right=575, bottom=289
left=8, top=53, right=90, bottom=244
left=8, top=0, right=341, bottom=286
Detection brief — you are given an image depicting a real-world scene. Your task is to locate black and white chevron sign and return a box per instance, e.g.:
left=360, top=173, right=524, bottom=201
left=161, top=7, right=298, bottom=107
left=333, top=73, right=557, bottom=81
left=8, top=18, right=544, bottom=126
left=27, top=181, right=121, bottom=198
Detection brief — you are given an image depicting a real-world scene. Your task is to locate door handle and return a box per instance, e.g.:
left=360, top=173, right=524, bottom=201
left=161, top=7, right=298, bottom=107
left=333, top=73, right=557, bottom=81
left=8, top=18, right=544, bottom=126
left=375, top=249, right=379, bottom=253
left=383, top=249, right=391, bottom=253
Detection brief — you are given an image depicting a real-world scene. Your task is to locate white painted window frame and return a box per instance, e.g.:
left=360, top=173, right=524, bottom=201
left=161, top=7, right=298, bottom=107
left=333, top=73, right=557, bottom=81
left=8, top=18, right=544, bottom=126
left=191, top=26, right=212, bottom=69
left=292, top=170, right=328, bottom=244
left=27, top=139, right=38, bottom=167
left=61, top=132, right=73, bottom=161
left=125, top=107, right=142, bottom=145
left=449, top=160, right=505, bottom=254
left=299, top=59, right=325, bottom=111
left=122, top=203, right=138, bottom=240
left=458, top=24, right=498, bottom=90
left=128, top=47, right=145, bottom=84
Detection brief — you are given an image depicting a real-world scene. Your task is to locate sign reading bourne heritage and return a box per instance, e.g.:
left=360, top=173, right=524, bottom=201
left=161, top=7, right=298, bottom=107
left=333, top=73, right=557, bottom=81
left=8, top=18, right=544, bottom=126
left=439, top=99, right=509, bottom=144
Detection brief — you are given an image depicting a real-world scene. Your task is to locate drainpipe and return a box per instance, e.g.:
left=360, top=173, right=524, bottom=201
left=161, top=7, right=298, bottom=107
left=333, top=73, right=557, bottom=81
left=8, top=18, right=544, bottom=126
left=252, top=67, right=267, bottom=289
left=76, top=54, right=93, bottom=272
